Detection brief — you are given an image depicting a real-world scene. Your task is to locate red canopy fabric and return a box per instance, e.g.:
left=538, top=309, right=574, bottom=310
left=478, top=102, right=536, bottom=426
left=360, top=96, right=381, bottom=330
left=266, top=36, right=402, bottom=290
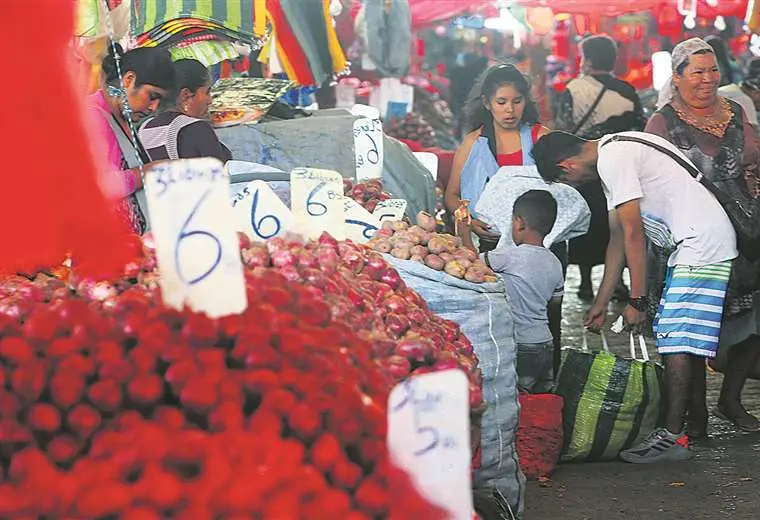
left=407, top=0, right=496, bottom=30
left=516, top=0, right=748, bottom=17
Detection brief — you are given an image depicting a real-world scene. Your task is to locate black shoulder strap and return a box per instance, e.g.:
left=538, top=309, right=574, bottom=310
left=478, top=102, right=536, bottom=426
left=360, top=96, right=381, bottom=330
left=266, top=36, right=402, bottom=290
left=601, top=135, right=703, bottom=182
left=572, top=85, right=608, bottom=134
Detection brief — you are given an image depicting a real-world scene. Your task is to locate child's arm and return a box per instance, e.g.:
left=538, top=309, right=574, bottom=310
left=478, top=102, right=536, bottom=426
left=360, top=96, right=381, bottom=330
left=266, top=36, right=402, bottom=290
left=458, top=222, right=477, bottom=252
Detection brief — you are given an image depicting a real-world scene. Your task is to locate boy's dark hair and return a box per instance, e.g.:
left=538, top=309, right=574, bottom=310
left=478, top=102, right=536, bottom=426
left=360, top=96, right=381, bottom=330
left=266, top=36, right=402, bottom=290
left=531, top=131, right=587, bottom=183
left=103, top=43, right=176, bottom=91
left=580, top=35, right=617, bottom=72
left=513, top=190, right=557, bottom=237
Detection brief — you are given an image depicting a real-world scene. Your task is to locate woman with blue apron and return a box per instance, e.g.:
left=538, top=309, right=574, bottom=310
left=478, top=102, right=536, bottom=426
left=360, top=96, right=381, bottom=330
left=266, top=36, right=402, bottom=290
left=445, top=63, right=551, bottom=253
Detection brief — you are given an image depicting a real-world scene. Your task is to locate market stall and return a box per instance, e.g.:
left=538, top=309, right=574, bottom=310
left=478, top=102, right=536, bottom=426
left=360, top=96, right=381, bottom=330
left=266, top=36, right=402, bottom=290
left=0, top=2, right=535, bottom=519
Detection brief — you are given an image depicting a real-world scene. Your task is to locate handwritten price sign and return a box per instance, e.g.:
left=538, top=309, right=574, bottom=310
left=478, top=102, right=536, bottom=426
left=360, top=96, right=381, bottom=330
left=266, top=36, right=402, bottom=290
left=231, top=180, right=294, bottom=242
left=290, top=168, right=346, bottom=240
left=353, top=117, right=384, bottom=182
left=373, top=199, right=408, bottom=223
left=144, top=158, right=247, bottom=318
left=388, top=370, right=473, bottom=520
left=343, top=197, right=380, bottom=243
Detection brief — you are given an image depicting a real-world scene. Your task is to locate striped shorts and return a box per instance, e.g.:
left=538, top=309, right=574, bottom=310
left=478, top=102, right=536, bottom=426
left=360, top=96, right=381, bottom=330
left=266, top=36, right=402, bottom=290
left=653, top=261, right=732, bottom=358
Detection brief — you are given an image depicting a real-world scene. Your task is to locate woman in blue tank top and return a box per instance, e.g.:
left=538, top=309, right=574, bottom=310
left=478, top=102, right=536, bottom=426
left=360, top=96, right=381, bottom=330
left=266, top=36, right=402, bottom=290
left=445, top=63, right=550, bottom=253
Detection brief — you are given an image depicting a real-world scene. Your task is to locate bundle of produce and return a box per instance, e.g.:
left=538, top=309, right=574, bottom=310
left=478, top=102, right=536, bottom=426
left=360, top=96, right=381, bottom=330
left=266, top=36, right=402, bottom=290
left=343, top=178, right=393, bottom=214
left=365, top=213, right=498, bottom=284
left=384, top=113, right=436, bottom=150
left=0, top=263, right=448, bottom=518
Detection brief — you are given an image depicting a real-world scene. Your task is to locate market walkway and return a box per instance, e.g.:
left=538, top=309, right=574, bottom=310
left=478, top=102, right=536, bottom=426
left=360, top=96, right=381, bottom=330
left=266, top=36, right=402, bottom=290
left=526, top=266, right=760, bottom=520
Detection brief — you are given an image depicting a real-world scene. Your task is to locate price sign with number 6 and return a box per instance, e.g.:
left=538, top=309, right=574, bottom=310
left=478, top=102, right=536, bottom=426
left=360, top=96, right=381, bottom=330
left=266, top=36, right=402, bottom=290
left=144, top=158, right=247, bottom=318
left=387, top=370, right=473, bottom=520
left=343, top=197, right=380, bottom=243
left=231, top=180, right=294, bottom=242
left=373, top=199, right=408, bottom=222
left=290, top=168, right=346, bottom=240
left=353, top=117, right=384, bottom=182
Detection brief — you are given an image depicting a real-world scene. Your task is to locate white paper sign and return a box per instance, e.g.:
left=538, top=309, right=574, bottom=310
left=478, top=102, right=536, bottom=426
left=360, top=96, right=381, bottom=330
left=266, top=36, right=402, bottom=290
left=353, top=117, right=384, bottom=182
left=290, top=168, right=345, bottom=240
left=414, top=152, right=439, bottom=181
left=231, top=180, right=294, bottom=242
left=373, top=199, right=408, bottom=222
left=388, top=370, right=473, bottom=520
left=343, top=197, right=381, bottom=243
left=144, top=158, right=247, bottom=318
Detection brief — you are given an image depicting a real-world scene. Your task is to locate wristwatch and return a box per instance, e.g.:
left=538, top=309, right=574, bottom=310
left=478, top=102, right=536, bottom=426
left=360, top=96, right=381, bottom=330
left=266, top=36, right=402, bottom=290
left=628, top=296, right=650, bottom=312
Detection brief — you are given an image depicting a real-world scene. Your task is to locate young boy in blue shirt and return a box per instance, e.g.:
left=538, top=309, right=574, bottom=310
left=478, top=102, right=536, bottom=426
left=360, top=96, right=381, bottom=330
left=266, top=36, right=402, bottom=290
left=484, top=190, right=564, bottom=393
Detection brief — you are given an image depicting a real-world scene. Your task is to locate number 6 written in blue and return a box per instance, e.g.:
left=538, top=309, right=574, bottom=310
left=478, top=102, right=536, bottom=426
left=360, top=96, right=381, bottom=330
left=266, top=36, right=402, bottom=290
left=250, top=188, right=281, bottom=239
left=307, top=181, right=328, bottom=216
left=175, top=188, right=222, bottom=285
left=346, top=219, right=378, bottom=240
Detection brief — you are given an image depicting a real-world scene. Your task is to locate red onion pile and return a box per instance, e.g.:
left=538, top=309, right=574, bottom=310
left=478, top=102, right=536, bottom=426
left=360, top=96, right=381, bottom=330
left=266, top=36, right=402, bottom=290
left=343, top=179, right=392, bottom=214
left=0, top=270, right=446, bottom=519
left=0, top=231, right=484, bottom=518
left=366, top=214, right=499, bottom=284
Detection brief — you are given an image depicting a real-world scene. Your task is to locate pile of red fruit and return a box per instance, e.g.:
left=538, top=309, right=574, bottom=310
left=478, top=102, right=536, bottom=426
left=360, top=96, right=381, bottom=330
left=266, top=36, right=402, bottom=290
left=0, top=232, right=484, bottom=518
left=343, top=179, right=392, bottom=214
left=384, top=113, right=436, bottom=150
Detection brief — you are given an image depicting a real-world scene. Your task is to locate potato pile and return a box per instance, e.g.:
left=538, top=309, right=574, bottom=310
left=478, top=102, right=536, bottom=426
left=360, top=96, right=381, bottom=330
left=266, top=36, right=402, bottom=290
left=367, top=213, right=499, bottom=284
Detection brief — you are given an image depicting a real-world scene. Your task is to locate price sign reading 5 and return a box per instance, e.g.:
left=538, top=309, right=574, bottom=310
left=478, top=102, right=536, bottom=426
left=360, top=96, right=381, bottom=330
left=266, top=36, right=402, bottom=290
left=387, top=370, right=473, bottom=520
left=231, top=180, right=293, bottom=242
left=290, top=168, right=345, bottom=240
left=144, top=158, right=247, bottom=318
left=343, top=197, right=381, bottom=244
left=353, top=117, right=384, bottom=182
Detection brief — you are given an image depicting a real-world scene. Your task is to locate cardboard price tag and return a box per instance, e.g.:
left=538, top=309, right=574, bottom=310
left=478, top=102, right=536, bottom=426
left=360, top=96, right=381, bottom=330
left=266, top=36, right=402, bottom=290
left=388, top=370, right=473, bottom=520
left=343, top=197, right=380, bottom=243
left=144, top=158, right=247, bottom=318
left=353, top=117, right=384, bottom=182
left=290, top=168, right=345, bottom=240
left=231, top=180, right=294, bottom=242
left=373, top=199, right=408, bottom=223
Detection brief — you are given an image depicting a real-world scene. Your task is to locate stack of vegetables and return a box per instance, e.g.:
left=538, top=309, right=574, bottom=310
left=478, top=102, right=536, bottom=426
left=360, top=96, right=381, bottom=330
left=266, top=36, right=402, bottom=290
left=366, top=215, right=499, bottom=284
left=0, top=231, right=484, bottom=518
left=384, top=113, right=437, bottom=150
left=342, top=178, right=393, bottom=214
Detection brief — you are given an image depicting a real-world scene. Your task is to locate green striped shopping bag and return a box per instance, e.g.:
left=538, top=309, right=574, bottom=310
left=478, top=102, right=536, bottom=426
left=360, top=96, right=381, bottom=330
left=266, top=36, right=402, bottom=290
left=554, top=332, right=666, bottom=462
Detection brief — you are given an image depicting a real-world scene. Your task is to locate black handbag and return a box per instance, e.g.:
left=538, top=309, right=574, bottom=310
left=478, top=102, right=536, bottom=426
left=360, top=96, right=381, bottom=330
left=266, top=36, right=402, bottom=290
left=603, top=134, right=760, bottom=260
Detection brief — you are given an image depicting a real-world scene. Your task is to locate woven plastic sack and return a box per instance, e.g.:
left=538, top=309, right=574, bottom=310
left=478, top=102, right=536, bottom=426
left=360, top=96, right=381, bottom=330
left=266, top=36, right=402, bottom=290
left=554, top=333, right=665, bottom=462
left=475, top=165, right=590, bottom=248
left=386, top=257, right=525, bottom=518
left=516, top=393, right=563, bottom=479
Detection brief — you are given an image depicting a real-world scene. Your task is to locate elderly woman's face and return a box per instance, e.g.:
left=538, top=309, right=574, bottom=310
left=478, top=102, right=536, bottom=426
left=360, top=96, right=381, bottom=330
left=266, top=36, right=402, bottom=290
left=674, top=52, right=720, bottom=109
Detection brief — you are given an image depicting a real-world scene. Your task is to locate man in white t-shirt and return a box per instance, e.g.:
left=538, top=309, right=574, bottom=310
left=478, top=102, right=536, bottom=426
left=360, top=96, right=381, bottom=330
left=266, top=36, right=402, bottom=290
left=531, top=130, right=738, bottom=464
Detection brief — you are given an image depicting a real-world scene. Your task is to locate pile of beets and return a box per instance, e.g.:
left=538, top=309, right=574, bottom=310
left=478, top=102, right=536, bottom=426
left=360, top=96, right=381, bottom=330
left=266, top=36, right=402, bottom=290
left=0, top=232, right=483, bottom=518
left=342, top=179, right=392, bottom=214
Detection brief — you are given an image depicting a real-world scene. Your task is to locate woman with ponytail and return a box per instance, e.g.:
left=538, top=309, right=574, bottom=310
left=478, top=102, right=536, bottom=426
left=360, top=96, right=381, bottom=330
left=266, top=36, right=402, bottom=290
left=87, top=44, right=175, bottom=234
left=445, top=63, right=549, bottom=252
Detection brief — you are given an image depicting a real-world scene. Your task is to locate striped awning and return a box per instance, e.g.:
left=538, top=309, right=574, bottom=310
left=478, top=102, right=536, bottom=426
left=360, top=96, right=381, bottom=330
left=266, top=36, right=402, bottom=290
left=170, top=40, right=241, bottom=67
left=131, top=0, right=255, bottom=39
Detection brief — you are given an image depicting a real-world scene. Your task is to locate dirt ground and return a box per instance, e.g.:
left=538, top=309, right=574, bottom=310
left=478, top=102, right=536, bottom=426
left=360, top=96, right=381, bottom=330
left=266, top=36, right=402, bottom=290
left=525, top=267, right=760, bottom=520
